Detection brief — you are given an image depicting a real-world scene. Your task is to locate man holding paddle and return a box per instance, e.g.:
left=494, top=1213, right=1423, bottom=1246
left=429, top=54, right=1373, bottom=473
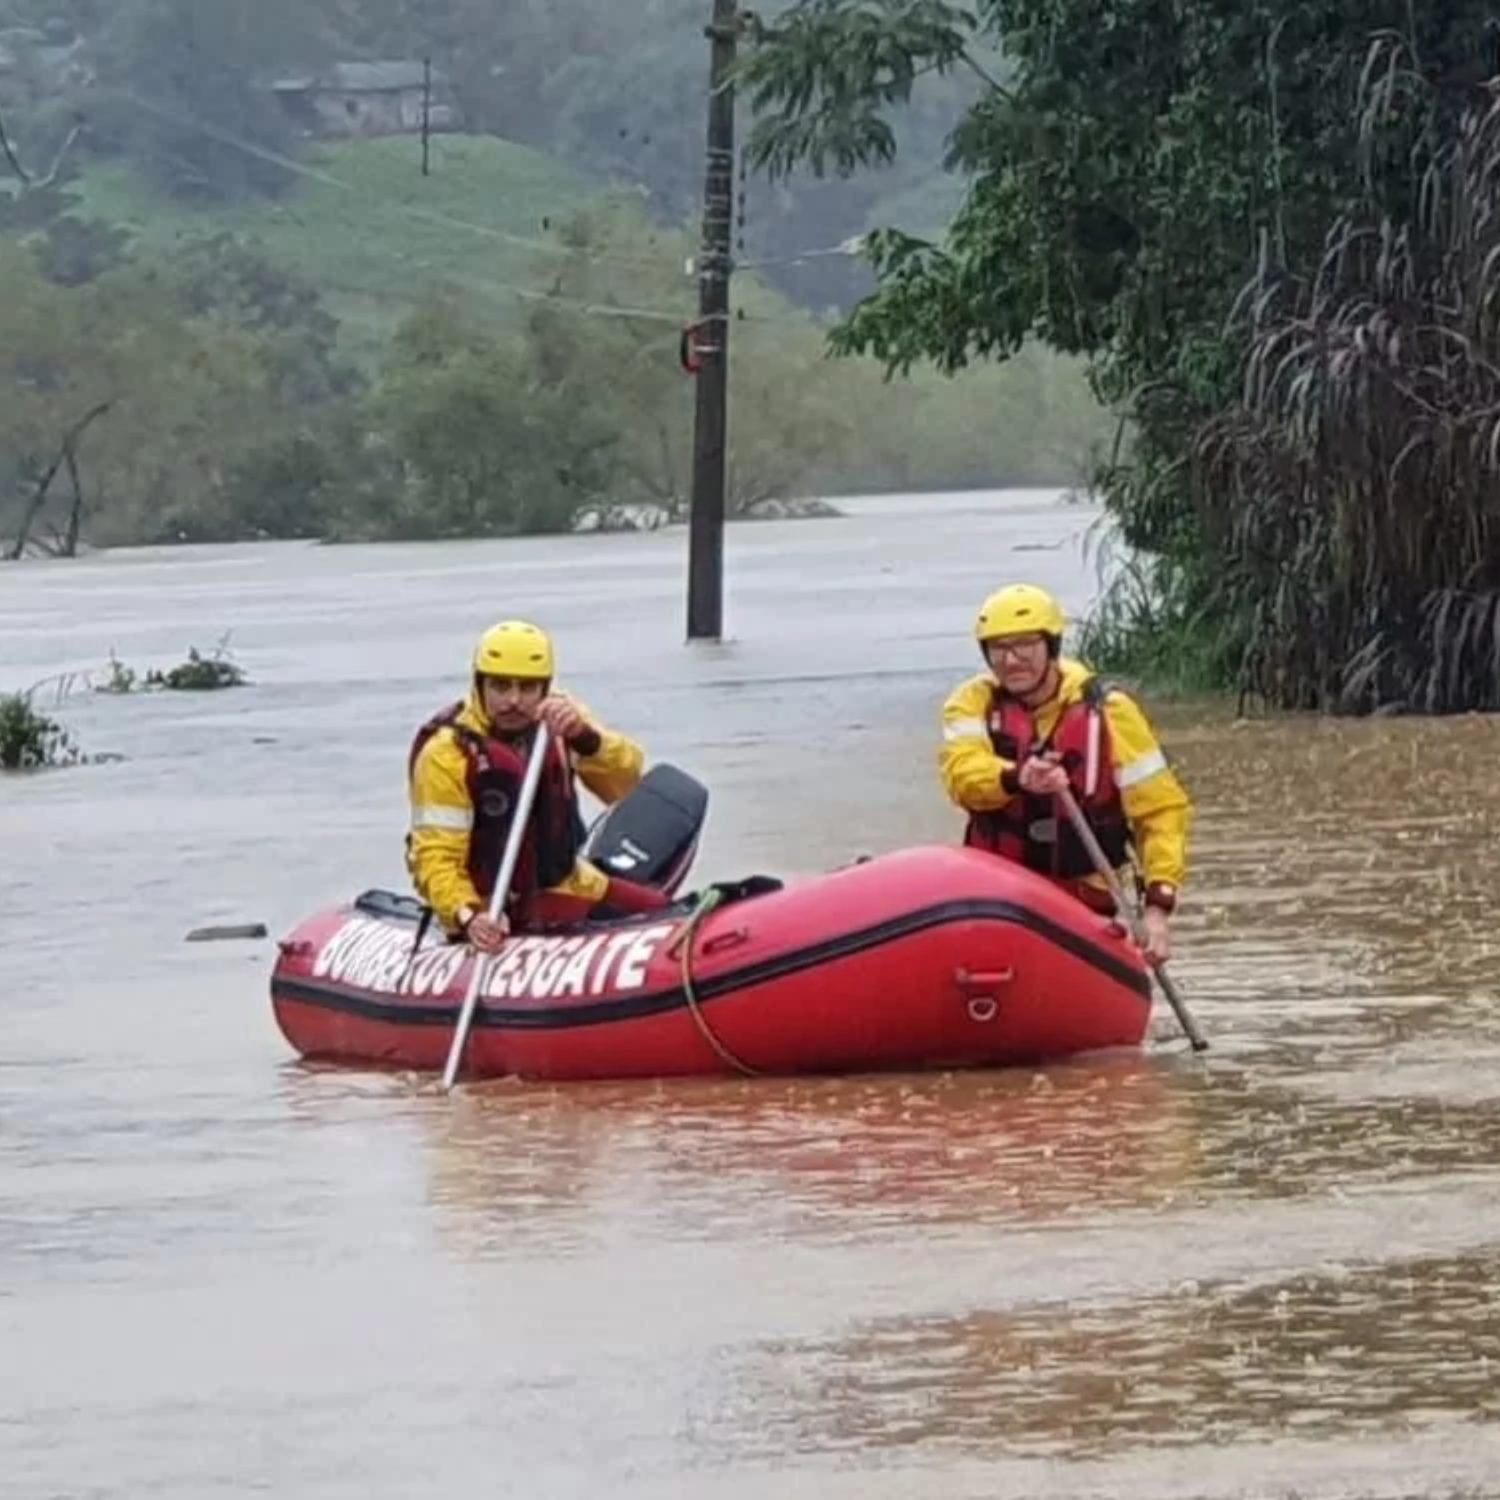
left=939, top=584, right=1192, bottom=964
left=407, top=619, right=668, bottom=952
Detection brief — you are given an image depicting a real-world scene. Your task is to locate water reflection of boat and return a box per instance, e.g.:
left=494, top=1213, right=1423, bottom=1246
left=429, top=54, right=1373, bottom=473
left=682, top=1055, right=1203, bottom=1229
left=406, top=1054, right=1202, bottom=1262
left=270, top=843, right=1153, bottom=1082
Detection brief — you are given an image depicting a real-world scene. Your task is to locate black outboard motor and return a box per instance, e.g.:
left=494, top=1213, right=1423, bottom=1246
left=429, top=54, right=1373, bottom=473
left=581, top=764, right=709, bottom=897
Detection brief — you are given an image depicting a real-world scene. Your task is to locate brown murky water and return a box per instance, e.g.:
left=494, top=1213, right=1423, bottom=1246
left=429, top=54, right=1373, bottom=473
left=4, top=491, right=1500, bottom=1499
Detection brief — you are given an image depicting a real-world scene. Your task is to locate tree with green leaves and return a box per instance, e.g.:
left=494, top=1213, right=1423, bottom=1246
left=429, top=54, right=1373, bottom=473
left=520, top=195, right=1107, bottom=521
left=152, top=232, right=360, bottom=405
left=0, top=241, right=327, bottom=550
left=738, top=1, right=1500, bottom=709
left=1197, top=33, right=1500, bottom=713
left=343, top=292, right=622, bottom=541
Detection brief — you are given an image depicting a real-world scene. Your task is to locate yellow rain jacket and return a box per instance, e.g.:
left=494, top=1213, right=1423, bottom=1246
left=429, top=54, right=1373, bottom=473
left=939, top=657, right=1191, bottom=897
left=406, top=686, right=645, bottom=931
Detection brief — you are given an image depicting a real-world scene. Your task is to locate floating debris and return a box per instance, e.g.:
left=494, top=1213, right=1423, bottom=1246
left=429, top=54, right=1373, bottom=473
left=185, top=923, right=269, bottom=943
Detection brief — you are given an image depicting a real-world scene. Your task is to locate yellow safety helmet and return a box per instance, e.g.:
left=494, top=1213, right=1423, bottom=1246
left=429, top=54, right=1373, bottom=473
left=472, top=619, right=555, bottom=680
left=973, top=583, right=1066, bottom=643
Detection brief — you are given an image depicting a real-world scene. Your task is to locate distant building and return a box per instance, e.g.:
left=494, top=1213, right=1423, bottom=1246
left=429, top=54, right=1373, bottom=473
left=269, top=62, right=460, bottom=140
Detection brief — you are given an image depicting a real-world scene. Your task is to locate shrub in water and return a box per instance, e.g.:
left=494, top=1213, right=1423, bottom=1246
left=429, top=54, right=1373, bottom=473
left=0, top=693, right=82, bottom=771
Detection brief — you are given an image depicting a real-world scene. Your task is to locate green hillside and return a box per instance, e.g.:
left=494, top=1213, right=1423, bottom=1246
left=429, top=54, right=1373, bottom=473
left=68, top=134, right=636, bottom=358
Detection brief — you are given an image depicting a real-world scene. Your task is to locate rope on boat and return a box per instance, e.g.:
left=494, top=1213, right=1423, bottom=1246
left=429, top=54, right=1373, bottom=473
left=675, top=888, right=761, bottom=1078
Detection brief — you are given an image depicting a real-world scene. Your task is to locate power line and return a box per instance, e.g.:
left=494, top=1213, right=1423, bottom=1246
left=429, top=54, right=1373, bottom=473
left=736, top=235, right=868, bottom=270
left=119, top=90, right=682, bottom=271
left=316, top=268, right=698, bottom=330
left=102, top=90, right=857, bottom=341
left=117, top=90, right=868, bottom=288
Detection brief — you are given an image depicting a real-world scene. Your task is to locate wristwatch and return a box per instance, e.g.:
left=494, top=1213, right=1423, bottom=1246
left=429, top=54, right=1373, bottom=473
left=568, top=727, right=603, bottom=757
left=456, top=904, right=478, bottom=933
left=1144, top=883, right=1177, bottom=914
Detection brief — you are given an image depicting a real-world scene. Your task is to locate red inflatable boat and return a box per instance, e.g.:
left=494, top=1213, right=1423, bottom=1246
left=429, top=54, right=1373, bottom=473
left=269, top=765, right=1153, bottom=1079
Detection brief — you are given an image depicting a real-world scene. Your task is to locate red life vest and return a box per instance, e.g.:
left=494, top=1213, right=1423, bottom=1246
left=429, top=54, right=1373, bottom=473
left=964, top=676, right=1133, bottom=879
left=407, top=702, right=584, bottom=922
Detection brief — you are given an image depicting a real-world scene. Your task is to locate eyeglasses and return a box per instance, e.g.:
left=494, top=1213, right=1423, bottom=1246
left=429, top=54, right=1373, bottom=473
left=986, top=635, right=1047, bottom=659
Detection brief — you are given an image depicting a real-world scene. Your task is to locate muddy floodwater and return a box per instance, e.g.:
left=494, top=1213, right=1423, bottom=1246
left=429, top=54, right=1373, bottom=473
left=4, top=490, right=1500, bottom=1499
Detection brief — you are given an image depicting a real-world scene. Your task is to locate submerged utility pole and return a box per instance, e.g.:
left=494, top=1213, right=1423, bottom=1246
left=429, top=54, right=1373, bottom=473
left=686, top=0, right=740, bottom=641
left=421, top=56, right=432, bottom=176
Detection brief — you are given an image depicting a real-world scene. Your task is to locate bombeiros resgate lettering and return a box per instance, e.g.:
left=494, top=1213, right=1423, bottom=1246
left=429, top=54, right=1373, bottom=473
left=311, top=917, right=676, bottom=1002
left=476, top=925, right=672, bottom=1001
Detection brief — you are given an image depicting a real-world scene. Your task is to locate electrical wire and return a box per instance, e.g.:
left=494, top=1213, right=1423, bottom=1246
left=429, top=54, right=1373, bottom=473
left=114, top=90, right=852, bottom=331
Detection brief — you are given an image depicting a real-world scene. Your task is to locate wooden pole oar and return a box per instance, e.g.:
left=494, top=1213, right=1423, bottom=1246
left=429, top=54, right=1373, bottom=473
left=441, top=721, right=553, bottom=1090
left=1055, top=785, right=1209, bottom=1053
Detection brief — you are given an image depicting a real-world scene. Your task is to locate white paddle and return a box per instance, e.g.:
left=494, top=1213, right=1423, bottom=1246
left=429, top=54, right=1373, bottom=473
left=441, top=720, right=553, bottom=1090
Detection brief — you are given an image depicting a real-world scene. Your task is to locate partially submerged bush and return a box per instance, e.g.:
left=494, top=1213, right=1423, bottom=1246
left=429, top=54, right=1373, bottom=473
left=94, top=638, right=249, bottom=694
left=98, top=652, right=137, bottom=695
left=146, top=643, right=247, bottom=692
left=0, top=692, right=82, bottom=771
